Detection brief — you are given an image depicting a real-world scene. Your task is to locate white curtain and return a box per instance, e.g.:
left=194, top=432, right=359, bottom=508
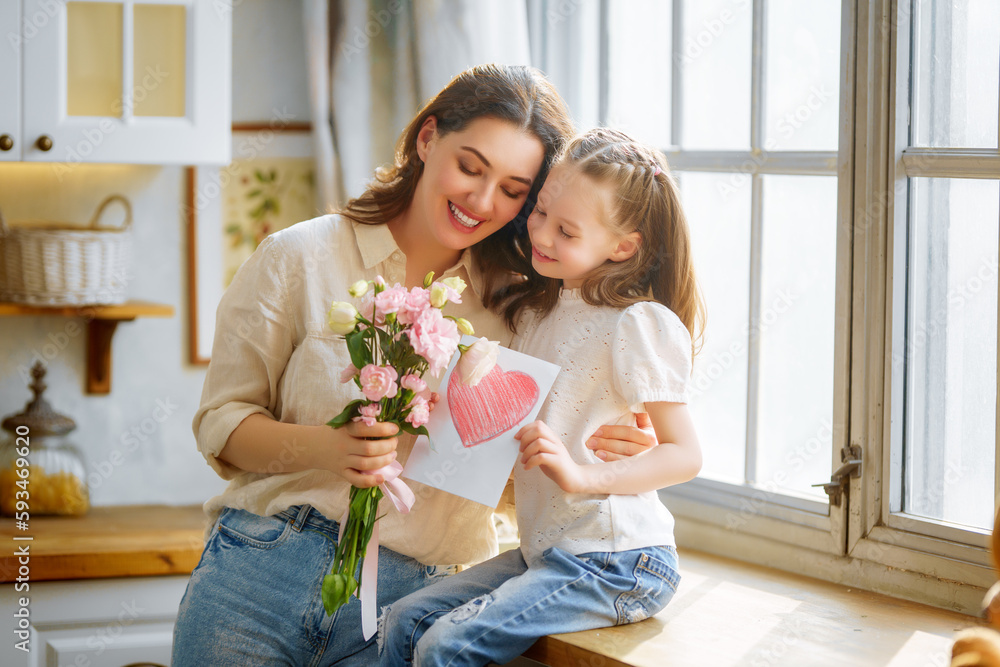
left=303, top=0, right=533, bottom=212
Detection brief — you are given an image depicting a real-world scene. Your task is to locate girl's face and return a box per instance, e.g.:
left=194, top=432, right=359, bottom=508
left=526, top=165, right=639, bottom=289
left=410, top=116, right=546, bottom=252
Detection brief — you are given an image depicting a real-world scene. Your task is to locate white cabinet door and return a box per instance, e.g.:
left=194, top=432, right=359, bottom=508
left=0, top=1, right=22, bottom=161
left=21, top=0, right=231, bottom=165
left=0, top=575, right=189, bottom=667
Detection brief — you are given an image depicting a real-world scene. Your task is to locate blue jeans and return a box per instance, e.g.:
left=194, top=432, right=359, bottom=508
left=172, top=505, right=456, bottom=667
left=379, top=544, right=680, bottom=666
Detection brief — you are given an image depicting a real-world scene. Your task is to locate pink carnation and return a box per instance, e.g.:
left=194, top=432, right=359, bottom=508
left=353, top=403, right=381, bottom=427
left=359, top=364, right=399, bottom=402
left=400, top=373, right=430, bottom=399
left=339, top=363, right=359, bottom=384
left=397, top=287, right=432, bottom=325
left=408, top=308, right=460, bottom=376
left=375, top=285, right=408, bottom=316
left=405, top=396, right=430, bottom=428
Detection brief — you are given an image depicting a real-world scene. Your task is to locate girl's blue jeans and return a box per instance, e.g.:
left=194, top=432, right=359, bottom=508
left=378, top=544, right=681, bottom=666
left=171, top=505, right=455, bottom=667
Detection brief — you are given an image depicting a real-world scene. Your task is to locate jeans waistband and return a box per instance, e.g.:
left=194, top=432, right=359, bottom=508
left=276, top=504, right=340, bottom=534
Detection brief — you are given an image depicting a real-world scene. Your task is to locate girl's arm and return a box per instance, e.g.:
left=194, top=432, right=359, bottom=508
left=517, top=401, right=701, bottom=495
left=219, top=414, right=400, bottom=488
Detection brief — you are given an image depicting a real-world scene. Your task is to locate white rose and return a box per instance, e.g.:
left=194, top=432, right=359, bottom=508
left=429, top=283, right=449, bottom=308
left=456, top=338, right=499, bottom=387
left=441, top=276, right=467, bottom=296
left=347, top=280, right=370, bottom=298
left=327, top=301, right=359, bottom=335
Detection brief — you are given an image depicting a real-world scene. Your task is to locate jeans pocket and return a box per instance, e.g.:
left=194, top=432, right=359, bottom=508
left=216, top=508, right=293, bottom=549
left=615, top=549, right=681, bottom=625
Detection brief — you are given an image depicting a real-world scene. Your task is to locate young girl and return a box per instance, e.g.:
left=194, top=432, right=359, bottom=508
left=379, top=127, right=706, bottom=666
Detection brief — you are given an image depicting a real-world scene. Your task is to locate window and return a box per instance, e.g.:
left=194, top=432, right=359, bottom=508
left=529, top=0, right=998, bottom=613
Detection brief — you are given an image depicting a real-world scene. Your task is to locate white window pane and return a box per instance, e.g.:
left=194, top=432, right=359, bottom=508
left=757, top=176, right=837, bottom=499
left=681, top=171, right=751, bottom=484
left=904, top=178, right=997, bottom=531
left=764, top=0, right=841, bottom=151
left=607, top=0, right=671, bottom=148
left=912, top=1, right=1000, bottom=148
left=679, top=0, right=752, bottom=150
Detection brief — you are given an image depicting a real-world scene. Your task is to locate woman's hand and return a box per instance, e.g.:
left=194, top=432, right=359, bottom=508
left=325, top=420, right=400, bottom=488
left=516, top=421, right=587, bottom=494
left=585, top=412, right=659, bottom=461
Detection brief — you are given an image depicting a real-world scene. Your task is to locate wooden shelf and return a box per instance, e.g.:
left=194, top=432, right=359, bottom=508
left=0, top=300, right=174, bottom=394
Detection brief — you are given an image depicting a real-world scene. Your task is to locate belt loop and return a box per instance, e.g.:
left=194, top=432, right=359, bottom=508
left=291, top=504, right=311, bottom=532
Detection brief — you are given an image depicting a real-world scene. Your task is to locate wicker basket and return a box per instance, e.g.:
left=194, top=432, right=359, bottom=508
left=0, top=195, right=134, bottom=306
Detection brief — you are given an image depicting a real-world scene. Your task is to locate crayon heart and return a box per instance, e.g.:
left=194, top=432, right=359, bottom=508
left=447, top=365, right=540, bottom=448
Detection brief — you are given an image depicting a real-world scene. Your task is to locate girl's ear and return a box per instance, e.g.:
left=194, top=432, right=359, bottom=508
left=610, top=231, right=642, bottom=262
left=416, top=115, right=439, bottom=161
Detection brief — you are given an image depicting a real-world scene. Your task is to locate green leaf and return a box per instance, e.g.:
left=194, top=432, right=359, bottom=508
left=327, top=399, right=364, bottom=428
left=345, top=331, right=369, bottom=370
left=398, top=422, right=429, bottom=437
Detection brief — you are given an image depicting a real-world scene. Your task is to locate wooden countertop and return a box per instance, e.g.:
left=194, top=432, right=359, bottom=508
left=0, top=504, right=207, bottom=582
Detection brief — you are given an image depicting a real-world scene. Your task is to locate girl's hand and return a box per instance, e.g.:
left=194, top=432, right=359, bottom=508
left=516, top=421, right=587, bottom=494
left=585, top=412, right=658, bottom=462
left=428, top=392, right=441, bottom=412
left=325, top=421, right=399, bottom=488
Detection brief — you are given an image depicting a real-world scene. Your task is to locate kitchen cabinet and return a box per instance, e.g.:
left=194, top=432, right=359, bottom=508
left=2, top=575, right=188, bottom=667
left=1, top=0, right=231, bottom=165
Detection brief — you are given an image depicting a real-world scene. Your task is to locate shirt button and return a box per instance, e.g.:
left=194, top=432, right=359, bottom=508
left=391, top=251, right=402, bottom=261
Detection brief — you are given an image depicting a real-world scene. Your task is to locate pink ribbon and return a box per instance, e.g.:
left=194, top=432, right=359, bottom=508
left=338, top=460, right=415, bottom=640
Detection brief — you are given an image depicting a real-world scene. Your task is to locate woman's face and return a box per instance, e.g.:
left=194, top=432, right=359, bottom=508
left=410, top=115, right=546, bottom=252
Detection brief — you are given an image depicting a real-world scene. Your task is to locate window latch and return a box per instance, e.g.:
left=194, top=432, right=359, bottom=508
left=812, top=444, right=862, bottom=507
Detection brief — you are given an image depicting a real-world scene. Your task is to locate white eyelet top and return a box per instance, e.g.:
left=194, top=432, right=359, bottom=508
left=512, top=288, right=692, bottom=563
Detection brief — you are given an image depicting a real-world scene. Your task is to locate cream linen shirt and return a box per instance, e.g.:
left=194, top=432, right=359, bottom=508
left=193, top=215, right=513, bottom=566
left=512, top=290, right=692, bottom=564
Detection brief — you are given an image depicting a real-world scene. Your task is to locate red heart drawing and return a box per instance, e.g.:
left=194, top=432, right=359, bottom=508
left=448, top=364, right=540, bottom=448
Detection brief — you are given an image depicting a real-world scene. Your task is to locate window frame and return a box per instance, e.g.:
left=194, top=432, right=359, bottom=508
left=527, top=0, right=997, bottom=614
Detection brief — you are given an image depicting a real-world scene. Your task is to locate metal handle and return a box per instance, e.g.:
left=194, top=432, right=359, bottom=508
left=0, top=134, right=12, bottom=151
left=35, top=135, right=53, bottom=151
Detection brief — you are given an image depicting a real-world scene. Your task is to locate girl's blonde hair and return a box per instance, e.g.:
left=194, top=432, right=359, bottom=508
left=339, top=64, right=574, bottom=302
left=498, top=127, right=706, bottom=355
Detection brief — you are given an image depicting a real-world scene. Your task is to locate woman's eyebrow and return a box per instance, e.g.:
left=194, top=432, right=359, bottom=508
left=460, top=146, right=533, bottom=186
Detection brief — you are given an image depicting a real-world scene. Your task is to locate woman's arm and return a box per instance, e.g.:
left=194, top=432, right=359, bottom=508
left=585, top=412, right=658, bottom=461
left=517, top=401, right=701, bottom=495
left=219, top=414, right=401, bottom=488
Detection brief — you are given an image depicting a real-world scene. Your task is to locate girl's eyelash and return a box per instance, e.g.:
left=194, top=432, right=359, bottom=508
left=559, top=227, right=573, bottom=239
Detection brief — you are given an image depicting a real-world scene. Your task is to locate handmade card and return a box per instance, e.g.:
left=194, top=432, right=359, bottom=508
left=403, top=336, right=560, bottom=508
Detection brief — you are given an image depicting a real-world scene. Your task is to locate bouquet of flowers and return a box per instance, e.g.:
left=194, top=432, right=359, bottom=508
left=322, top=272, right=497, bottom=636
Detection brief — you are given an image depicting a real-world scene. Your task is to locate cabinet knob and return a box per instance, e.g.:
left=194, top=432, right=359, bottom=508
left=0, top=134, right=12, bottom=151
left=36, top=135, right=53, bottom=152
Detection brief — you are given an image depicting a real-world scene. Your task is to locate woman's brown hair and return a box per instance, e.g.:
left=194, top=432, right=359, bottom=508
left=497, top=127, right=706, bottom=355
left=339, top=63, right=574, bottom=301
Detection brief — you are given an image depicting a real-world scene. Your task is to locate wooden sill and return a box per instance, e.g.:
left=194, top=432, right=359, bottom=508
left=0, top=300, right=174, bottom=393
left=522, top=548, right=981, bottom=667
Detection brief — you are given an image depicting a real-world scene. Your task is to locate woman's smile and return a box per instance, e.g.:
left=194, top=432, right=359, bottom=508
left=448, top=201, right=487, bottom=233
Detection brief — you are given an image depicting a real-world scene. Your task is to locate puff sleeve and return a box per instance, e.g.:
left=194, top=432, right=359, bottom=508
left=611, top=302, right=693, bottom=412
left=191, top=234, right=296, bottom=479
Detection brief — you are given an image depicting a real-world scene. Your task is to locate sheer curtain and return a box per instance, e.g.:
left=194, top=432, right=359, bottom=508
left=303, top=0, right=532, bottom=211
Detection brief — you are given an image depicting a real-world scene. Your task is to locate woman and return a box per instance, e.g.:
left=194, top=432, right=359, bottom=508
left=172, top=64, right=658, bottom=666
